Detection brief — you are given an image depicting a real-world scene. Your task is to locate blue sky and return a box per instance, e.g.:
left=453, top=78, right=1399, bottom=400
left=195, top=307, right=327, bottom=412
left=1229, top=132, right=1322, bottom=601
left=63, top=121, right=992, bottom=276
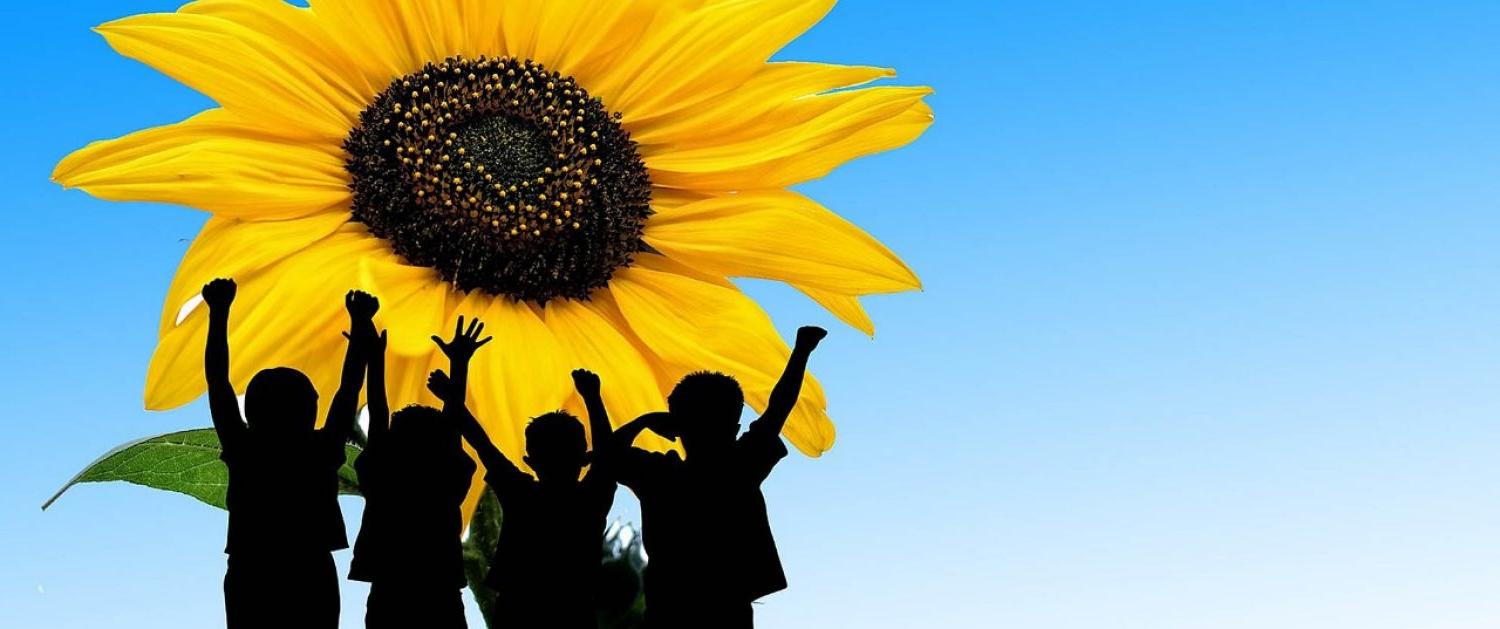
left=5, top=1, right=1500, bottom=627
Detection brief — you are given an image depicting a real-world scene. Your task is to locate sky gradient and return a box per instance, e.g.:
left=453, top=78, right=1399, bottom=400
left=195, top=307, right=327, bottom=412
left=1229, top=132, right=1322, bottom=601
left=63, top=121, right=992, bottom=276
left=4, top=1, right=1500, bottom=627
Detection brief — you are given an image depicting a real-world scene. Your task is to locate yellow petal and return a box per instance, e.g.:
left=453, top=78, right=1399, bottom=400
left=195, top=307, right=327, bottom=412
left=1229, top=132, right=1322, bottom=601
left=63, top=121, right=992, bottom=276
left=146, top=224, right=387, bottom=411
left=357, top=248, right=463, bottom=357
left=590, top=0, right=835, bottom=122
left=755, top=99, right=935, bottom=188
left=179, top=0, right=384, bottom=104
left=157, top=211, right=351, bottom=336
left=608, top=267, right=835, bottom=455
left=645, top=88, right=931, bottom=190
left=644, top=189, right=920, bottom=294
left=381, top=349, right=447, bottom=414
left=517, top=0, right=686, bottom=92
left=542, top=300, right=668, bottom=435
left=304, top=0, right=664, bottom=89
left=631, top=251, right=736, bottom=291
left=628, top=61, right=895, bottom=146
left=795, top=286, right=875, bottom=337
left=94, top=11, right=360, bottom=141
left=304, top=0, right=426, bottom=79
left=464, top=298, right=574, bottom=468
left=52, top=109, right=350, bottom=219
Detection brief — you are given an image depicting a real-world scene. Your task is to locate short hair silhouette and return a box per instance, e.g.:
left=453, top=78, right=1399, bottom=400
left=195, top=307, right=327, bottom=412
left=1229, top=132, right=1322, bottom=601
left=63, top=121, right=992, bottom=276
left=390, top=404, right=454, bottom=444
left=668, top=371, right=744, bottom=421
left=446, top=361, right=619, bottom=629
left=202, top=279, right=377, bottom=629
left=524, top=410, right=589, bottom=479
left=610, top=326, right=827, bottom=628
left=243, top=367, right=317, bottom=432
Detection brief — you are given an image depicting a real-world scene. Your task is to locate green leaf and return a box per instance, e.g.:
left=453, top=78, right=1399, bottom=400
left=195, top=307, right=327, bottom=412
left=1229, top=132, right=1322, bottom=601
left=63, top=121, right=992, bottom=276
left=42, top=428, right=363, bottom=511
left=462, top=486, right=504, bottom=625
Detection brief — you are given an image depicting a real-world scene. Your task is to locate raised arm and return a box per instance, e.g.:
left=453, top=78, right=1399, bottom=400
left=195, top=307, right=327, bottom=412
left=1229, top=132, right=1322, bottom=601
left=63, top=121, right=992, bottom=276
left=325, top=290, right=378, bottom=439
left=428, top=369, right=511, bottom=476
left=202, top=279, right=245, bottom=450
left=748, top=326, right=827, bottom=437
left=428, top=317, right=522, bottom=483
left=609, top=412, right=669, bottom=457
left=571, top=369, right=611, bottom=449
left=432, top=316, right=488, bottom=410
left=605, top=411, right=675, bottom=486
left=571, top=369, right=614, bottom=478
left=363, top=328, right=390, bottom=443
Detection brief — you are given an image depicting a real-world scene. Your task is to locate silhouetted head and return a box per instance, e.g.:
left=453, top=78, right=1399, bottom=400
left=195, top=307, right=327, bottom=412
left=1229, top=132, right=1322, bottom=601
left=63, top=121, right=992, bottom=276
left=666, top=371, right=744, bottom=451
left=524, top=411, right=588, bottom=484
left=390, top=405, right=460, bottom=457
left=244, top=367, right=318, bottom=433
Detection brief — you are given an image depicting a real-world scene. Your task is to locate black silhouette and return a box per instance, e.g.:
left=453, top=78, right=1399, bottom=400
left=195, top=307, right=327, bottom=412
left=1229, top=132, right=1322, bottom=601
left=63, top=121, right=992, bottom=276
left=205, top=278, right=375, bottom=629
left=612, top=325, right=827, bottom=629
left=429, top=329, right=618, bottom=629
left=348, top=316, right=479, bottom=628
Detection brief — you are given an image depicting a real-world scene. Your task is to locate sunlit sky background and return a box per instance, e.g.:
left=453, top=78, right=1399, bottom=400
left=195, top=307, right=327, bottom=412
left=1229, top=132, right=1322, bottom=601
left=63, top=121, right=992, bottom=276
left=5, top=1, right=1500, bottom=627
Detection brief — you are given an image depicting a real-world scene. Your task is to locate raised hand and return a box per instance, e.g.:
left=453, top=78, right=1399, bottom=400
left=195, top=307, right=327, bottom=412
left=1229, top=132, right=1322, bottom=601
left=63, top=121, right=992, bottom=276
left=795, top=325, right=827, bottom=352
left=202, top=278, right=237, bottom=311
left=346, top=290, right=380, bottom=321
left=432, top=316, right=492, bottom=363
left=571, top=369, right=601, bottom=398
left=426, top=369, right=453, bottom=400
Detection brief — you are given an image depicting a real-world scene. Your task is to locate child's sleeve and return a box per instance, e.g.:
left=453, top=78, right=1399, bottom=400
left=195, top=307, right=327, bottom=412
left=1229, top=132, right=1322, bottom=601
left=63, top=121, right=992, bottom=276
left=739, top=429, right=789, bottom=484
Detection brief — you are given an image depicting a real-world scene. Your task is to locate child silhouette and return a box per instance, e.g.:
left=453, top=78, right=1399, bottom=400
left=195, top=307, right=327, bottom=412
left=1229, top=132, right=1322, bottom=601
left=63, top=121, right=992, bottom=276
left=348, top=316, right=482, bottom=629
left=202, top=278, right=375, bottom=629
left=611, top=325, right=827, bottom=629
left=428, top=333, right=617, bottom=629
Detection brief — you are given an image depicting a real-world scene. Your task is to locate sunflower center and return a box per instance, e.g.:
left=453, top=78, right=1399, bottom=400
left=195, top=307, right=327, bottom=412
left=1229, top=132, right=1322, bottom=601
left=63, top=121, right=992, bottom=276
left=344, top=56, right=652, bottom=302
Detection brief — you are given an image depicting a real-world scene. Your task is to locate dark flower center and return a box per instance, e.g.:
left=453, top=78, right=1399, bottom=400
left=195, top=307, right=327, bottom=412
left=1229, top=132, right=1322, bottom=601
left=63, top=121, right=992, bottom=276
left=344, top=56, right=652, bottom=303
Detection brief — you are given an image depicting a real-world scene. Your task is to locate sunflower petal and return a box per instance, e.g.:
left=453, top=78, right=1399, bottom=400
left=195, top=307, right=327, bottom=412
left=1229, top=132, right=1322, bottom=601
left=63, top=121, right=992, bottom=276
left=517, top=0, right=686, bottom=92
left=178, top=0, right=384, bottom=104
left=382, top=348, right=447, bottom=414
left=543, top=300, right=668, bottom=435
left=795, top=286, right=875, bottom=337
left=157, top=211, right=351, bottom=336
left=357, top=248, right=462, bottom=357
left=628, top=61, right=895, bottom=146
left=644, top=189, right=919, bottom=294
left=591, top=0, right=835, bottom=122
left=646, top=88, right=931, bottom=190
left=52, top=109, right=350, bottom=219
left=608, top=267, right=835, bottom=455
left=756, top=99, right=935, bottom=187
left=94, top=11, right=360, bottom=140
left=464, top=298, right=574, bottom=468
left=145, top=225, right=387, bottom=411
left=304, top=0, right=425, bottom=79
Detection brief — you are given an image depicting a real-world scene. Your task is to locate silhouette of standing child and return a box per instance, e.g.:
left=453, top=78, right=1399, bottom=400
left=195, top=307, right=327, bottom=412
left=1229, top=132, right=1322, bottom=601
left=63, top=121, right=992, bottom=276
left=348, top=316, right=485, bottom=628
left=611, top=325, right=827, bottom=629
left=203, top=278, right=376, bottom=629
left=426, top=330, right=618, bottom=629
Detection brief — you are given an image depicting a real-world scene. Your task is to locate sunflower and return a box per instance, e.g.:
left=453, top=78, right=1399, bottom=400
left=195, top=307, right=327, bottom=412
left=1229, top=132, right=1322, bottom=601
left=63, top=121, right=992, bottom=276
left=52, top=0, right=931, bottom=511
